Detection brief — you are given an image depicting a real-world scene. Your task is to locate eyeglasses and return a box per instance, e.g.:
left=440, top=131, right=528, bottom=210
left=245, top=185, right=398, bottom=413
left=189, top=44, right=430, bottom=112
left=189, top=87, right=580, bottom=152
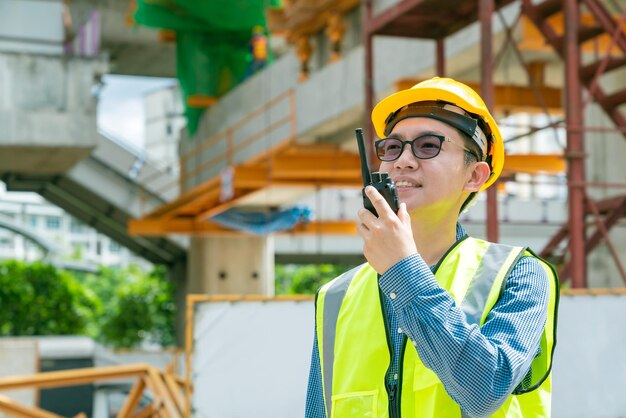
left=374, top=134, right=478, bottom=162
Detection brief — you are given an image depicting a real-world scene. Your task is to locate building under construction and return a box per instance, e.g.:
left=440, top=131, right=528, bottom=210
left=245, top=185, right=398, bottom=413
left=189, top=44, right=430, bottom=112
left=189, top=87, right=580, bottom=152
left=1, top=0, right=626, bottom=416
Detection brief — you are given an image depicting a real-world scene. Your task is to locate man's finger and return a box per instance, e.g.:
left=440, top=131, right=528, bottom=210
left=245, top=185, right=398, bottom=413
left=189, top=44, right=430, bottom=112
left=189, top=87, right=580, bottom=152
left=398, top=202, right=410, bottom=224
left=356, top=222, right=371, bottom=239
left=365, top=186, right=395, bottom=218
left=357, top=207, right=378, bottom=227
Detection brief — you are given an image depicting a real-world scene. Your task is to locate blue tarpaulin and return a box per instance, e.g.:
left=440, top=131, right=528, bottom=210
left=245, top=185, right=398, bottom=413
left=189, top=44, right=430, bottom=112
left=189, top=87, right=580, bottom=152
left=210, top=206, right=312, bottom=235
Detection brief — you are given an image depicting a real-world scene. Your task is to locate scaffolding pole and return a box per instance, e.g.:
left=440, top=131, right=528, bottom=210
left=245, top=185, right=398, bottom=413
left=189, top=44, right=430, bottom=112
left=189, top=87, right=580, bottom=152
left=564, top=0, right=587, bottom=287
left=480, top=0, right=500, bottom=242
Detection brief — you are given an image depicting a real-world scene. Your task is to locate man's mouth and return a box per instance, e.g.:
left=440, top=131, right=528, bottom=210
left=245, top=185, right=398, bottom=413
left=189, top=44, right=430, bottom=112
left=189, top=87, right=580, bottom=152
left=394, top=180, right=420, bottom=188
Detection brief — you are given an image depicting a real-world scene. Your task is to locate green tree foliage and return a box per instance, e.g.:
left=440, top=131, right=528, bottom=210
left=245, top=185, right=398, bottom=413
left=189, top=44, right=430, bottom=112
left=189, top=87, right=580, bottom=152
left=76, top=265, right=176, bottom=348
left=0, top=260, right=100, bottom=336
left=275, top=264, right=353, bottom=295
left=98, top=266, right=176, bottom=348
left=0, top=260, right=175, bottom=349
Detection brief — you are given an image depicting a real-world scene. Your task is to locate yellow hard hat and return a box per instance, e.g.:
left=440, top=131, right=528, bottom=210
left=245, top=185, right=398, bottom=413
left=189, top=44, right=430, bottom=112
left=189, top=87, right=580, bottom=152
left=371, top=77, right=504, bottom=190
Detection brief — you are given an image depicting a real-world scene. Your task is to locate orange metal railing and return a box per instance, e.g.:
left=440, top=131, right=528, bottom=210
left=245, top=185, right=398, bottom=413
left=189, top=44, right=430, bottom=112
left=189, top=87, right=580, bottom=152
left=179, top=89, right=297, bottom=194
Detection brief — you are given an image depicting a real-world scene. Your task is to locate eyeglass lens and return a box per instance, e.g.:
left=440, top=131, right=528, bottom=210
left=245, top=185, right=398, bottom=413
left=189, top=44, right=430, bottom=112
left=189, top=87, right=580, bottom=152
left=376, top=135, right=443, bottom=161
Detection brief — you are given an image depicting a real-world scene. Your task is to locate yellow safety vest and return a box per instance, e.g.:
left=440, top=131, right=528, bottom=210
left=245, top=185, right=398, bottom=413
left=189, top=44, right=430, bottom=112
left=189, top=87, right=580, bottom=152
left=315, top=236, right=559, bottom=418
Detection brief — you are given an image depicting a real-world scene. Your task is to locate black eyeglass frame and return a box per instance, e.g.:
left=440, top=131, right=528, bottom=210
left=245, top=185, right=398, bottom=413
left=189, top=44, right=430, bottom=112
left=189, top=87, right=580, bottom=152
left=374, top=134, right=479, bottom=162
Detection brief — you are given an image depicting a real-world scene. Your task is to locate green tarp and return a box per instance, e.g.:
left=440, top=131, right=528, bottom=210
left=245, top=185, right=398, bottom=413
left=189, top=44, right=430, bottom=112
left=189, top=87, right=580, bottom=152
left=134, top=0, right=280, bottom=134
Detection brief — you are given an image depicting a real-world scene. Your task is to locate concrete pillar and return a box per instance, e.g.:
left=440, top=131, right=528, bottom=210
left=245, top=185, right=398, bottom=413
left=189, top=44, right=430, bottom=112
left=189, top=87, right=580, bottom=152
left=187, top=236, right=274, bottom=296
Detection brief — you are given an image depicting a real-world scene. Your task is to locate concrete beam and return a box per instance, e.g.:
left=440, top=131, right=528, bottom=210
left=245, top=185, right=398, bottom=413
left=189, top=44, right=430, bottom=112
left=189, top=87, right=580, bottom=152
left=0, top=53, right=106, bottom=173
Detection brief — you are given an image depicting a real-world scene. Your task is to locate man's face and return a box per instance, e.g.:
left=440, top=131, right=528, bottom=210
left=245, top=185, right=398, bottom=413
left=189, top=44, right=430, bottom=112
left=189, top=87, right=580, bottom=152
left=379, top=117, right=473, bottom=214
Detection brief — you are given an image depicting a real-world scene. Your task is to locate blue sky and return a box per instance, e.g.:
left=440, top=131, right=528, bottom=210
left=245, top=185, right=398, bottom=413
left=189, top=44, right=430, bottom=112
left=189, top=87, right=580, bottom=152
left=97, top=75, right=176, bottom=148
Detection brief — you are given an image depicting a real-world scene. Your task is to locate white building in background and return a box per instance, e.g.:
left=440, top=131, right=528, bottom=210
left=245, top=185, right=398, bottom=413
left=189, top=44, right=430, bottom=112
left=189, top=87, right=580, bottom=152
left=143, top=84, right=185, bottom=173
left=0, top=183, right=149, bottom=270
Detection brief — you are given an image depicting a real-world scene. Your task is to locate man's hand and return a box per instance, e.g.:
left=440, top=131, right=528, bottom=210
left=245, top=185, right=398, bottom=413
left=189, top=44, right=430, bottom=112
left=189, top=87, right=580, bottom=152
left=357, top=186, right=417, bottom=274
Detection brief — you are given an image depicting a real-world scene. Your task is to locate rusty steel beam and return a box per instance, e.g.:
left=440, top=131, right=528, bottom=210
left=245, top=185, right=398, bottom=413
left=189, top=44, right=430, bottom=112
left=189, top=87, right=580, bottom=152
left=564, top=0, right=587, bottom=288
left=363, top=0, right=376, bottom=166
left=585, top=196, right=626, bottom=285
left=581, top=9, right=626, bottom=111
left=560, top=198, right=626, bottom=283
left=584, top=196, right=626, bottom=251
left=582, top=0, right=626, bottom=53
left=436, top=38, right=445, bottom=76
left=480, top=0, right=499, bottom=243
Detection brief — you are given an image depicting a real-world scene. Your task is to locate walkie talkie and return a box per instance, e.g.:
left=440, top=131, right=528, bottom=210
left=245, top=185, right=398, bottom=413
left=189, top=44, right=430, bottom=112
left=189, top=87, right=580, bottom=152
left=355, top=128, right=399, bottom=216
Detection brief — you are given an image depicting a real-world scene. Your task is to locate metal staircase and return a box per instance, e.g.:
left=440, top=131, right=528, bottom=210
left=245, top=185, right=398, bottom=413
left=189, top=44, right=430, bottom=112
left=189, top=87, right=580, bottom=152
left=522, top=0, right=626, bottom=285
left=522, top=0, right=626, bottom=136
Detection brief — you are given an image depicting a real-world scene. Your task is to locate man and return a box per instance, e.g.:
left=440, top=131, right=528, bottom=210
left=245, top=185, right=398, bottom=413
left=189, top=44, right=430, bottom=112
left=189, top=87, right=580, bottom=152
left=305, top=77, right=559, bottom=418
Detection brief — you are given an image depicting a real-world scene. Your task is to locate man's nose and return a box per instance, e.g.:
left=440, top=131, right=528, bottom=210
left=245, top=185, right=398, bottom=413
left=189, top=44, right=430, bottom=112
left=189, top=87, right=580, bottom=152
left=394, top=143, right=417, bottom=169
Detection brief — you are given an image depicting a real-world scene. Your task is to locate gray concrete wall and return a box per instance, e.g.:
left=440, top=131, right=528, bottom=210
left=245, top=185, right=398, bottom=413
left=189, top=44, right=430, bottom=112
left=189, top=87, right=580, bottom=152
left=553, top=293, right=626, bottom=417
left=0, top=52, right=107, bottom=173
left=187, top=293, right=626, bottom=418
left=0, top=0, right=64, bottom=55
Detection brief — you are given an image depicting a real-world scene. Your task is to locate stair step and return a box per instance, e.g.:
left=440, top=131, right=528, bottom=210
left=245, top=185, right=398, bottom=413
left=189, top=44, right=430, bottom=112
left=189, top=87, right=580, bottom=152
left=580, top=57, right=626, bottom=81
left=584, top=0, right=626, bottom=55
left=597, top=89, right=626, bottom=110
left=553, top=24, right=605, bottom=50
left=532, top=0, right=563, bottom=20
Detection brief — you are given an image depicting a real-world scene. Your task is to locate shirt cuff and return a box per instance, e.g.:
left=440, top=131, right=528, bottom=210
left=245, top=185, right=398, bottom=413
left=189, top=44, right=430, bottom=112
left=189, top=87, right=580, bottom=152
left=378, top=253, right=440, bottom=310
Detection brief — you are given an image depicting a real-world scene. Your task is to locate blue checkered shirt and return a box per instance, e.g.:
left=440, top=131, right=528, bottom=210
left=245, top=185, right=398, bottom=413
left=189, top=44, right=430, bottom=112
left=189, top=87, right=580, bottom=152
left=305, top=224, right=549, bottom=417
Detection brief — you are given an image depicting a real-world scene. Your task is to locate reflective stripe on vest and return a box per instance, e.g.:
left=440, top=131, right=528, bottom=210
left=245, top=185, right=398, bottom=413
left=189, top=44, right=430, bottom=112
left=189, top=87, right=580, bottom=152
left=322, top=265, right=362, bottom=416
left=461, top=243, right=525, bottom=325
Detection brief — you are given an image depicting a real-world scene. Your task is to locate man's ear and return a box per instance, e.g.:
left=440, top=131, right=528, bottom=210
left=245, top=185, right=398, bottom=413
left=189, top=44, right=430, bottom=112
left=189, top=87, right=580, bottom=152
left=464, top=161, right=491, bottom=192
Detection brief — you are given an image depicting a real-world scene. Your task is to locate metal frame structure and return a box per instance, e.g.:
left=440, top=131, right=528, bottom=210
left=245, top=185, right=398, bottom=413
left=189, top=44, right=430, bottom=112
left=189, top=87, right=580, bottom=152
left=0, top=364, right=186, bottom=418
left=363, top=0, right=626, bottom=288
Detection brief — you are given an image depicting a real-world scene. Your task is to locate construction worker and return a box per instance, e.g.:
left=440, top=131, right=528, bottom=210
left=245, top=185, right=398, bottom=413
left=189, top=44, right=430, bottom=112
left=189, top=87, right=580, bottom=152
left=305, top=77, right=559, bottom=418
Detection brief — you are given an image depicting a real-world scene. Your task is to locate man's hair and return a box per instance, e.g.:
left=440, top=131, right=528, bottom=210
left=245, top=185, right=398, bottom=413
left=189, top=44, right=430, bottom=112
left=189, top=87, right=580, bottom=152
left=458, top=129, right=486, bottom=212
left=456, top=130, right=482, bottom=166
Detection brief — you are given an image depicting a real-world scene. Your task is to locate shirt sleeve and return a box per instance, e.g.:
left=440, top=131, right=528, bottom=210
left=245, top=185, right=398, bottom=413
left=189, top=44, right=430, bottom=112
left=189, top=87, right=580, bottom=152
left=305, top=331, right=327, bottom=418
left=378, top=253, right=550, bottom=417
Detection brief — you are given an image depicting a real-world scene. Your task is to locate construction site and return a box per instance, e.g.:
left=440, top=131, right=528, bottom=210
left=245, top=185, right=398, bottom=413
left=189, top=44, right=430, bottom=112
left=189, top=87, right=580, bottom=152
left=1, top=0, right=626, bottom=416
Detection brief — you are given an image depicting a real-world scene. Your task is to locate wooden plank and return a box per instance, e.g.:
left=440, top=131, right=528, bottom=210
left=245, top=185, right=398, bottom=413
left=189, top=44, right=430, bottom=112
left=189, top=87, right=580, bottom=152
left=162, top=372, right=185, bottom=414
left=132, top=405, right=156, bottom=418
left=117, top=378, right=146, bottom=418
left=146, top=368, right=181, bottom=418
left=0, top=394, right=63, bottom=418
left=142, top=374, right=163, bottom=412
left=0, top=364, right=150, bottom=391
